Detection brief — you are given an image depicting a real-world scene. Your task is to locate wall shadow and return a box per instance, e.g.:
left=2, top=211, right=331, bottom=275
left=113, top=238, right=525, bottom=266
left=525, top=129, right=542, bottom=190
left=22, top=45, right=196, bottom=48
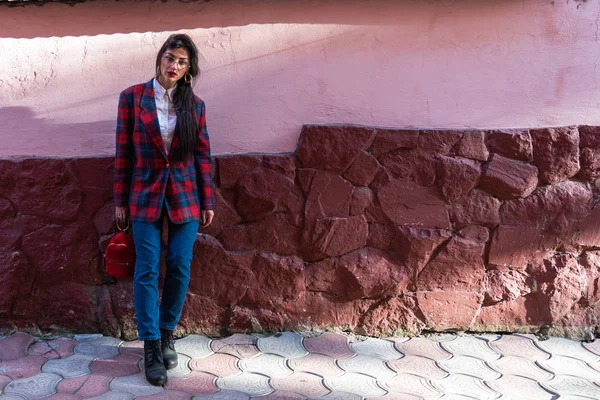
left=0, top=106, right=114, bottom=159
left=0, top=0, right=535, bottom=39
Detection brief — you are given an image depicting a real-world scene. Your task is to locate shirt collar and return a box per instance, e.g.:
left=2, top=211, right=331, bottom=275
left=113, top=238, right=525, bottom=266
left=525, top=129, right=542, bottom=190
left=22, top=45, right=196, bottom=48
left=153, top=78, right=176, bottom=101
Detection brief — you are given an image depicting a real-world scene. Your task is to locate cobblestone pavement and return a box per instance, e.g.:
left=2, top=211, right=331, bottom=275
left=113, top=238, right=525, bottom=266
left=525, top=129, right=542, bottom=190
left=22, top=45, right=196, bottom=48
left=1, top=331, right=600, bottom=399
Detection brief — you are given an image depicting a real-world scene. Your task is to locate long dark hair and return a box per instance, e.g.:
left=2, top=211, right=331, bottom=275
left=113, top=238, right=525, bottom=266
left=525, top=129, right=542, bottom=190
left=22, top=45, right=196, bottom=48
left=155, top=34, right=200, bottom=161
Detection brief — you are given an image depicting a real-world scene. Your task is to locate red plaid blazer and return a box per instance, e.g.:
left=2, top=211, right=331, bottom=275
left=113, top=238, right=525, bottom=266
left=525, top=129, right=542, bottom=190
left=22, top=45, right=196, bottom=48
left=113, top=79, right=214, bottom=224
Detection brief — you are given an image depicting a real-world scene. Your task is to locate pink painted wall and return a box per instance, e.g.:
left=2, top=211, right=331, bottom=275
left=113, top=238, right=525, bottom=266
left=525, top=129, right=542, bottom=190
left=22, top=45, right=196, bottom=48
left=0, top=0, right=599, bottom=158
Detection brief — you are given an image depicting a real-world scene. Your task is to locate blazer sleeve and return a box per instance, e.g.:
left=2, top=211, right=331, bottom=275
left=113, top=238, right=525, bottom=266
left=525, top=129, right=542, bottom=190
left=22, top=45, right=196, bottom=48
left=113, top=90, right=134, bottom=207
left=195, top=100, right=215, bottom=210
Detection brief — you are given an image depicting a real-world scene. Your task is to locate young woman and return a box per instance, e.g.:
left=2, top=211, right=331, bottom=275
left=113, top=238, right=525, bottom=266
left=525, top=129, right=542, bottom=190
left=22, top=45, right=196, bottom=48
left=113, top=33, right=214, bottom=387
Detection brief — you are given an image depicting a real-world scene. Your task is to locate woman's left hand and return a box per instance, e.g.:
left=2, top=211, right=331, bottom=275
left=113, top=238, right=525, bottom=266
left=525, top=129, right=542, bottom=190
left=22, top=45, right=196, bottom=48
left=201, top=210, right=214, bottom=227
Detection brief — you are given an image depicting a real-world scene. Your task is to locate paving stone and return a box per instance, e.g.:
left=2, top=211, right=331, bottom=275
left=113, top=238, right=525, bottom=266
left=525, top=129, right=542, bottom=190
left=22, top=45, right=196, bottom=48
left=89, top=353, right=142, bottom=377
left=488, top=335, right=550, bottom=361
left=289, top=354, right=344, bottom=377
left=439, top=337, right=500, bottom=361
left=538, top=355, right=600, bottom=383
left=74, top=334, right=103, bottom=342
left=211, top=334, right=260, bottom=359
left=350, top=338, right=403, bottom=361
left=176, top=335, right=214, bottom=359
left=533, top=337, right=600, bottom=365
left=438, top=356, right=501, bottom=380
left=166, top=370, right=219, bottom=396
left=0, top=355, right=47, bottom=380
left=0, top=374, right=12, bottom=392
left=118, top=341, right=144, bottom=357
left=42, top=394, right=80, bottom=400
left=0, top=333, right=35, bottom=362
left=56, top=375, right=89, bottom=393
left=312, top=392, right=362, bottom=400
left=42, top=354, right=94, bottom=378
left=437, top=395, right=483, bottom=400
left=337, top=354, right=396, bottom=379
left=85, top=391, right=135, bottom=400
left=324, top=373, right=387, bottom=397
left=194, top=389, right=250, bottom=400
left=304, top=333, right=356, bottom=360
left=74, top=336, right=121, bottom=359
left=433, top=374, right=500, bottom=399
left=387, top=355, right=448, bottom=380
left=238, top=353, right=293, bottom=377
left=167, top=354, right=192, bottom=378
left=583, top=340, right=600, bottom=357
left=487, top=375, right=555, bottom=399
left=473, top=334, right=501, bottom=342
left=217, top=372, right=273, bottom=396
left=0, top=395, right=27, bottom=400
left=487, top=355, right=554, bottom=381
left=259, top=390, right=306, bottom=399
left=541, top=375, right=600, bottom=398
left=110, top=372, right=164, bottom=396
left=270, top=371, right=329, bottom=397
left=427, top=333, right=458, bottom=343
left=257, top=332, right=308, bottom=359
left=136, top=389, right=193, bottom=400
left=394, top=338, right=451, bottom=360
left=3, top=372, right=61, bottom=399
left=71, top=374, right=111, bottom=398
left=558, top=396, right=600, bottom=400
left=190, top=353, right=241, bottom=377
left=28, top=338, right=77, bottom=360
left=380, top=373, right=442, bottom=398
left=366, top=394, right=422, bottom=400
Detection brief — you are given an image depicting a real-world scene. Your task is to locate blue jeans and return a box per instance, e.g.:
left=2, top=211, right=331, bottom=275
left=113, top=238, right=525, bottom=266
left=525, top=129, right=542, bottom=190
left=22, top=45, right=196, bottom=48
left=132, top=216, right=199, bottom=341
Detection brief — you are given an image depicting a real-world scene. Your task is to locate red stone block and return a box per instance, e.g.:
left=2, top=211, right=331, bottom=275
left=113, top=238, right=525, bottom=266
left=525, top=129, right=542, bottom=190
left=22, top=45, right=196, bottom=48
left=417, top=292, right=483, bottom=331
left=338, top=247, right=411, bottom=300
left=488, top=226, right=555, bottom=269
left=452, top=130, right=489, bottom=161
left=359, top=296, right=425, bottom=336
left=391, top=226, right=451, bottom=276
left=218, top=154, right=262, bottom=189
left=449, top=189, right=500, bottom=229
left=301, top=215, right=368, bottom=261
left=0, top=251, right=34, bottom=315
left=236, top=168, right=300, bottom=221
left=297, top=125, right=376, bottom=173
left=218, top=213, right=300, bottom=255
left=343, top=151, right=380, bottom=187
left=437, top=156, right=481, bottom=203
left=485, top=129, right=533, bottom=162
left=242, top=253, right=305, bottom=305
left=417, top=234, right=486, bottom=292
left=479, top=153, right=538, bottom=200
left=369, top=128, right=419, bottom=158
left=378, top=179, right=449, bottom=228
left=484, top=269, right=531, bottom=303
left=189, top=234, right=254, bottom=307
left=418, top=130, right=463, bottom=155
left=304, top=170, right=353, bottom=221
left=378, top=149, right=437, bottom=186
left=530, top=126, right=580, bottom=184
left=350, top=187, right=374, bottom=216
left=262, top=153, right=296, bottom=179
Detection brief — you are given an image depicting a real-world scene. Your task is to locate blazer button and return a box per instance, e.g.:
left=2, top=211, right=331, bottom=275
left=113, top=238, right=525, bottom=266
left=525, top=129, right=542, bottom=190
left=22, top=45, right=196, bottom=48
left=166, top=163, right=170, bottom=168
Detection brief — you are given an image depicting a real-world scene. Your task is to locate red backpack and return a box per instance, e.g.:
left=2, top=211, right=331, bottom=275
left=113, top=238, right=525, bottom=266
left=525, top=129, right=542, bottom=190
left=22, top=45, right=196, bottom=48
left=104, top=222, right=136, bottom=280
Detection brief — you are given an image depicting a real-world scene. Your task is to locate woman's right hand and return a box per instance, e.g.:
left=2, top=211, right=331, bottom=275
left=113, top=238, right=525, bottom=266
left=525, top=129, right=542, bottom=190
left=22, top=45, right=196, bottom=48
left=115, top=206, right=128, bottom=222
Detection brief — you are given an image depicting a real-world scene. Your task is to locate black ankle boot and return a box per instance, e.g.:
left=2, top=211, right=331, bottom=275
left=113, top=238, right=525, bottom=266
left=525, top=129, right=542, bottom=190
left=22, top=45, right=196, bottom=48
left=160, top=328, right=178, bottom=370
left=144, top=340, right=167, bottom=386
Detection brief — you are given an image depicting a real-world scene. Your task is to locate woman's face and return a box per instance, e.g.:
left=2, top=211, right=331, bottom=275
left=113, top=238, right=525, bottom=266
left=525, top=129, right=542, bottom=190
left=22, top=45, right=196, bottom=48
left=158, top=47, right=190, bottom=89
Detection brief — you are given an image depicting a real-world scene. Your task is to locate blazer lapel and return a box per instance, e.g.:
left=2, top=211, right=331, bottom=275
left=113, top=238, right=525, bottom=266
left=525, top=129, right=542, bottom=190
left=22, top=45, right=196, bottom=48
left=139, top=80, right=168, bottom=160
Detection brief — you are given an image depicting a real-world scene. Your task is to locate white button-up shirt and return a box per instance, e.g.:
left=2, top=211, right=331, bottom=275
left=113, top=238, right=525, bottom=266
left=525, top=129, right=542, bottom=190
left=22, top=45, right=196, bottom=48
left=153, top=78, right=177, bottom=154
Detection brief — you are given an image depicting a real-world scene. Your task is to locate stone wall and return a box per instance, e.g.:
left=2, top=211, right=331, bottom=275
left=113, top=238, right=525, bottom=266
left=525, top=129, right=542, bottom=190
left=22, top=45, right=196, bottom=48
left=1, top=125, right=600, bottom=340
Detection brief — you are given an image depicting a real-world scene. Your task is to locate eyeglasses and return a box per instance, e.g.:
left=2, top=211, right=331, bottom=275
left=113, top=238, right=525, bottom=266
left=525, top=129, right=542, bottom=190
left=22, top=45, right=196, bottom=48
left=162, top=54, right=190, bottom=69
